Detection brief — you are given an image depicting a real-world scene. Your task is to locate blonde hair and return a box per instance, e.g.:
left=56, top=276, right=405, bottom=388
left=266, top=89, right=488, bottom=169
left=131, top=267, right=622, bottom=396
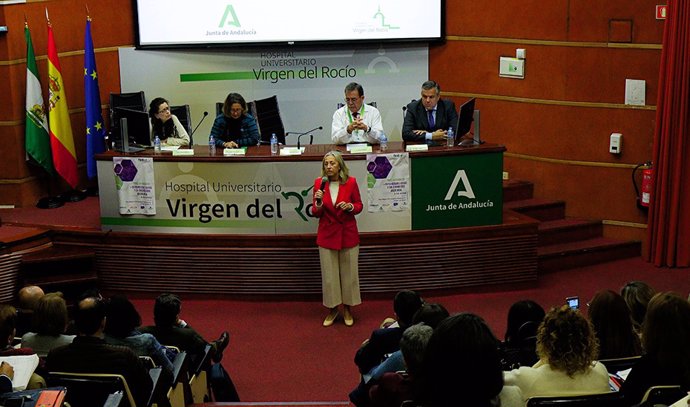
left=321, top=151, right=349, bottom=183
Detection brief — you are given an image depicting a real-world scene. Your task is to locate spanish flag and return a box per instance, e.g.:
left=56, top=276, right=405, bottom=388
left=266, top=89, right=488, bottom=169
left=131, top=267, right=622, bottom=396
left=47, top=14, right=78, bottom=188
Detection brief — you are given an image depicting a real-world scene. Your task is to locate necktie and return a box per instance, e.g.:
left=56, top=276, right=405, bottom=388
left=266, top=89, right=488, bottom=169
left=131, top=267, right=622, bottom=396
left=428, top=110, right=435, bottom=130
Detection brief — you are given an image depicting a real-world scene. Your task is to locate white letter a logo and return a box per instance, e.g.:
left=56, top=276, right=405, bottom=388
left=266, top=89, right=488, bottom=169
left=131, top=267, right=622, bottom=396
left=444, top=170, right=476, bottom=200
left=219, top=5, right=241, bottom=28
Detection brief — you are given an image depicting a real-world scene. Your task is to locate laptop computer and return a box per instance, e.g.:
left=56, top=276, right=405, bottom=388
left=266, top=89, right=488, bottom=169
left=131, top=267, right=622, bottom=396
left=425, top=98, right=476, bottom=147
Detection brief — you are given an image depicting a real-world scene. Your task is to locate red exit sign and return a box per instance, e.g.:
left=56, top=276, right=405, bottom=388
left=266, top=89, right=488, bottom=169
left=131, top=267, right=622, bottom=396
left=656, top=5, right=668, bottom=19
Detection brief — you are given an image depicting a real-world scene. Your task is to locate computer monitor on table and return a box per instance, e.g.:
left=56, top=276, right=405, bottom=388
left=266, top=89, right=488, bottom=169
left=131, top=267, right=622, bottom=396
left=114, top=107, right=151, bottom=152
left=454, top=98, right=476, bottom=146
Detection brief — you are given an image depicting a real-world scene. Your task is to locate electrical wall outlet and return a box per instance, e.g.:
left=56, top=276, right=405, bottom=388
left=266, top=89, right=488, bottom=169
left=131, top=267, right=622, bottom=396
left=610, top=133, right=622, bottom=154
left=499, top=57, right=524, bottom=79
left=502, top=171, right=509, bottom=180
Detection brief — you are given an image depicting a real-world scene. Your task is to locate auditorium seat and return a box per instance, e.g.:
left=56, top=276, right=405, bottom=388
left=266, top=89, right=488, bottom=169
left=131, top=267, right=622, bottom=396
left=641, top=385, right=685, bottom=406
left=526, top=392, right=625, bottom=407
left=47, top=371, right=139, bottom=407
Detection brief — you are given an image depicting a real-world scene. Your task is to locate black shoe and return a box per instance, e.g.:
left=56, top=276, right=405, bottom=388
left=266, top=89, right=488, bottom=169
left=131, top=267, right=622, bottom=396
left=212, top=331, right=230, bottom=363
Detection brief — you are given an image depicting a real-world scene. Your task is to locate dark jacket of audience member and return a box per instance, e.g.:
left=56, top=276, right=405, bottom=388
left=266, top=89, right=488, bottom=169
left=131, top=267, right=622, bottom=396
left=587, top=290, right=641, bottom=359
left=355, top=290, right=423, bottom=375
left=501, top=300, right=545, bottom=370
left=46, top=297, right=153, bottom=407
left=103, top=295, right=174, bottom=375
left=418, top=313, right=508, bottom=407
left=621, top=292, right=690, bottom=404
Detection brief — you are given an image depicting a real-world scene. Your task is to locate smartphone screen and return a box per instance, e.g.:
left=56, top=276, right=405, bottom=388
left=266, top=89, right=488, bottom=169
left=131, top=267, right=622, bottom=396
left=566, top=296, right=579, bottom=309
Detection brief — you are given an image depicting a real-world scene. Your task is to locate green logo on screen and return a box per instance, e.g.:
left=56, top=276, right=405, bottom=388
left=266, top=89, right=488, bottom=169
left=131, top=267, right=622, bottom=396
left=444, top=170, right=476, bottom=200
left=219, top=5, right=241, bottom=28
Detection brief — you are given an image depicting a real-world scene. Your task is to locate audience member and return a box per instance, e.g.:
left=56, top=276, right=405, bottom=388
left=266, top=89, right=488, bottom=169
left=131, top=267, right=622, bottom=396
left=587, top=290, right=641, bottom=359
left=21, top=292, right=75, bottom=358
left=350, top=303, right=449, bottom=407
left=140, top=293, right=229, bottom=364
left=139, top=293, right=239, bottom=402
left=368, top=324, right=433, bottom=407
left=501, top=299, right=545, bottom=370
left=504, top=305, right=609, bottom=401
left=16, top=285, right=44, bottom=337
left=620, top=280, right=655, bottom=333
left=46, top=297, right=153, bottom=407
left=0, top=362, right=13, bottom=393
left=0, top=305, right=34, bottom=357
left=355, top=291, right=424, bottom=375
left=418, top=313, right=522, bottom=407
left=621, top=292, right=690, bottom=405
left=103, top=295, right=173, bottom=375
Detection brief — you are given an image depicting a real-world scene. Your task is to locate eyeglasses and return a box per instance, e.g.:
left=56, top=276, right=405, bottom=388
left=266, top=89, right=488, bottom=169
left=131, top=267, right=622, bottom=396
left=158, top=106, right=170, bottom=114
left=345, top=97, right=361, bottom=103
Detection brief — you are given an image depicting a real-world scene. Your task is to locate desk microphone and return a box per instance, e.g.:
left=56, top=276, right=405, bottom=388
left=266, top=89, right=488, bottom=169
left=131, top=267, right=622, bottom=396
left=292, top=126, right=323, bottom=149
left=316, top=176, right=328, bottom=205
left=190, top=111, right=209, bottom=137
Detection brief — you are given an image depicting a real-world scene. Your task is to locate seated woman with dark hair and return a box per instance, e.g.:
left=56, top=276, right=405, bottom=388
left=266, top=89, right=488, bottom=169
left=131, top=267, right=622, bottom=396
left=501, top=299, right=545, bottom=370
left=504, top=305, right=609, bottom=401
left=21, top=292, right=75, bottom=358
left=148, top=97, right=190, bottom=147
left=620, top=280, right=655, bottom=334
left=210, top=93, right=259, bottom=148
left=621, top=292, right=690, bottom=405
left=104, top=295, right=174, bottom=375
left=418, top=313, right=522, bottom=407
left=587, top=290, right=641, bottom=360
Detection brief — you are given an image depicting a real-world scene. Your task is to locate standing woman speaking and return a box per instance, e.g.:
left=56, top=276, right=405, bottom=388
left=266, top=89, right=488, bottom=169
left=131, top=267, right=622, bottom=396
left=313, top=151, right=363, bottom=327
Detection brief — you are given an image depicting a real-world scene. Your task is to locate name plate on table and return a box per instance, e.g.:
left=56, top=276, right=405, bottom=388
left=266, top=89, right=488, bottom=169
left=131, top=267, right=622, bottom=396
left=406, top=144, right=429, bottom=152
left=280, top=147, right=304, bottom=156
left=223, top=148, right=246, bottom=156
left=172, top=149, right=195, bottom=156
left=349, top=145, right=373, bottom=154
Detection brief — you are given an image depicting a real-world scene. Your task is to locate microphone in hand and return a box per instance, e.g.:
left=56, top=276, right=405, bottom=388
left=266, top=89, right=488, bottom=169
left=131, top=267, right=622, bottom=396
left=316, top=176, right=328, bottom=205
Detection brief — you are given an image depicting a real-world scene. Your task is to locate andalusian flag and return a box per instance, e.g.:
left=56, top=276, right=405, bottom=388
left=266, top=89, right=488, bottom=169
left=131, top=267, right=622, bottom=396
left=24, top=22, right=53, bottom=175
left=47, top=15, right=79, bottom=188
left=84, top=16, right=105, bottom=179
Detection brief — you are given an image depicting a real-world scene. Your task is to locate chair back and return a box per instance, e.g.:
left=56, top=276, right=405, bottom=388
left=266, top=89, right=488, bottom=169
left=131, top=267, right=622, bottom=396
left=526, top=392, right=625, bottom=407
left=215, top=102, right=224, bottom=117
left=598, top=356, right=641, bottom=374
left=139, top=355, right=157, bottom=370
left=169, top=104, right=193, bottom=145
left=47, top=371, right=137, bottom=407
left=641, top=385, right=685, bottom=406
left=109, top=91, right=146, bottom=141
left=251, top=95, right=286, bottom=144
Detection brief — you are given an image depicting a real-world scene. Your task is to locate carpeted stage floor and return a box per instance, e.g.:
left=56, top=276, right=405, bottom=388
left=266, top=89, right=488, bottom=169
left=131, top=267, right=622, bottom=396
left=2, top=198, right=689, bottom=402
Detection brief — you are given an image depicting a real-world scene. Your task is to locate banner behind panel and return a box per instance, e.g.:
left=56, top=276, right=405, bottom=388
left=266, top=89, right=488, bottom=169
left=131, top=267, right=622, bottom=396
left=119, top=46, right=427, bottom=145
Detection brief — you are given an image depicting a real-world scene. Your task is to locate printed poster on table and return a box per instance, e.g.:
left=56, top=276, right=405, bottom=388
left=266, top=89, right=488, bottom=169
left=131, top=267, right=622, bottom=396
left=113, top=157, right=156, bottom=215
left=366, top=152, right=410, bottom=212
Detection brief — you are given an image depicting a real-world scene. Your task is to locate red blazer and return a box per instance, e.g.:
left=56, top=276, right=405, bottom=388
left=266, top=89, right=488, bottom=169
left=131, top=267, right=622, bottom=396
left=312, top=176, right=363, bottom=250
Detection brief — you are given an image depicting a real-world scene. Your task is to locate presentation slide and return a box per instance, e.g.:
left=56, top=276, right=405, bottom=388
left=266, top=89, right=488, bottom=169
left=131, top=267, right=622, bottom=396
left=135, top=0, right=442, bottom=47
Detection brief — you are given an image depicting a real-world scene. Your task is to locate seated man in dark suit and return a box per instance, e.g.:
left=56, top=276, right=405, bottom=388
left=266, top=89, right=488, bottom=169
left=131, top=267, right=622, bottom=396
left=402, top=80, right=458, bottom=143
left=46, top=297, right=153, bottom=407
left=354, top=290, right=424, bottom=376
left=139, top=293, right=238, bottom=402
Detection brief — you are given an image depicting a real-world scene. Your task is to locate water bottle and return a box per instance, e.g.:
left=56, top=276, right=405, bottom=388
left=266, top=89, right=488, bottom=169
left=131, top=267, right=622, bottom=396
left=209, top=134, right=216, bottom=154
left=270, top=133, right=278, bottom=155
left=447, top=127, right=455, bottom=147
left=379, top=133, right=388, bottom=152
left=153, top=135, right=161, bottom=153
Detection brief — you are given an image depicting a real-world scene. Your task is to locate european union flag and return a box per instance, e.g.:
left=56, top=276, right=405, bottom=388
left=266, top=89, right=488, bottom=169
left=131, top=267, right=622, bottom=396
left=84, top=17, right=105, bottom=179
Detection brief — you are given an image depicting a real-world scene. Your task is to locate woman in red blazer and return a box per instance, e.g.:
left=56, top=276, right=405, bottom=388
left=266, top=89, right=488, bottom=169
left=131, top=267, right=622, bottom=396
left=313, top=151, right=363, bottom=327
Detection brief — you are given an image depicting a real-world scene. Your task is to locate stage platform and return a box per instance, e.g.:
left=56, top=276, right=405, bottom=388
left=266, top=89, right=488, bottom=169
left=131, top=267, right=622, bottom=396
left=0, top=194, right=538, bottom=297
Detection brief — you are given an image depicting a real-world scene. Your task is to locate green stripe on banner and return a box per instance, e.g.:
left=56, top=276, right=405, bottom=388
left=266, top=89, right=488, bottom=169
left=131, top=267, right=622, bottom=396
left=179, top=72, right=255, bottom=82
left=101, top=217, right=275, bottom=228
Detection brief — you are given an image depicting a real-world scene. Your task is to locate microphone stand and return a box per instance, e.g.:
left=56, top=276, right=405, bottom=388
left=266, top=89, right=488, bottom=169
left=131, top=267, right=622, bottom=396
left=190, top=111, right=209, bottom=138
left=289, top=126, right=323, bottom=149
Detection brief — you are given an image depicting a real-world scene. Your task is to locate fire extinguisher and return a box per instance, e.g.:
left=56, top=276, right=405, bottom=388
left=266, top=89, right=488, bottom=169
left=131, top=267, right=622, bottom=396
left=633, top=161, right=653, bottom=210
